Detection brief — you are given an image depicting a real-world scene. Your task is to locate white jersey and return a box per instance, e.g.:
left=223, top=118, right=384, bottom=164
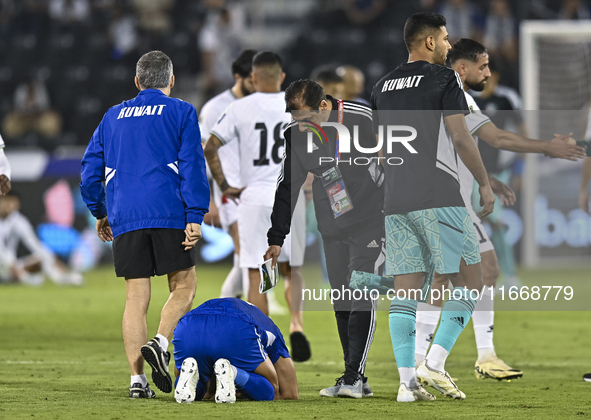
left=457, top=92, right=492, bottom=206
left=199, top=89, right=241, bottom=188
left=0, top=134, right=9, bottom=180
left=211, top=92, right=290, bottom=207
left=0, top=211, right=49, bottom=267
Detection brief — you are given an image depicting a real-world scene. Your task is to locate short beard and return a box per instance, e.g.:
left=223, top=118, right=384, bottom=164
left=465, top=79, right=486, bottom=92
left=433, top=45, right=447, bottom=66
left=240, top=80, right=253, bottom=97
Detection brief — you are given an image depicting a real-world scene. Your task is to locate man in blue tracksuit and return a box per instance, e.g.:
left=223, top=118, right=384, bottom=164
left=80, top=51, right=210, bottom=399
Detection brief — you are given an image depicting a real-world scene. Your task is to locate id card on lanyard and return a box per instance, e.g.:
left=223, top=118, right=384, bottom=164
left=321, top=100, right=353, bottom=218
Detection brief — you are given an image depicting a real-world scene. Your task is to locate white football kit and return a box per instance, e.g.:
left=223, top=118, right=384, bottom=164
left=0, top=211, right=73, bottom=284
left=211, top=92, right=306, bottom=268
left=0, top=134, right=10, bottom=180
left=199, top=89, right=241, bottom=231
left=457, top=92, right=494, bottom=253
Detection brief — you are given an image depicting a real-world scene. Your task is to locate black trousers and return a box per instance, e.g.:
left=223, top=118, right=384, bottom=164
left=323, top=218, right=384, bottom=383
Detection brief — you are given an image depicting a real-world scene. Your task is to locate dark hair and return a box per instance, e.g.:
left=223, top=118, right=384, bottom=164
left=311, top=66, right=343, bottom=84
left=448, top=38, right=488, bottom=64
left=403, top=12, right=447, bottom=53
left=252, top=51, right=283, bottom=69
left=136, top=51, right=173, bottom=89
left=285, top=79, right=326, bottom=112
left=231, top=49, right=258, bottom=78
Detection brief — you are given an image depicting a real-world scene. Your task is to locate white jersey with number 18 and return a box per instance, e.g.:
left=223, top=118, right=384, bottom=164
left=210, top=92, right=290, bottom=207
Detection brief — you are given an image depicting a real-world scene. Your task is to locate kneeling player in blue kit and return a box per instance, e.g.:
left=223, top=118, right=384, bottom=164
left=172, top=298, right=299, bottom=403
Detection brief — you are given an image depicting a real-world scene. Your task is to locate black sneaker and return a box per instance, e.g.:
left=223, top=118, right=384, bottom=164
left=141, top=338, right=172, bottom=393
left=129, top=382, right=156, bottom=399
left=584, top=373, right=591, bottom=382
left=290, top=331, right=311, bottom=362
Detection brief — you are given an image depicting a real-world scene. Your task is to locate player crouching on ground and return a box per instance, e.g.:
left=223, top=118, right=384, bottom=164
left=172, top=298, right=298, bottom=403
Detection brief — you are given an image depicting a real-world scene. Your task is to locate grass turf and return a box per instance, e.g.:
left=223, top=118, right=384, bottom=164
left=1, top=264, right=590, bottom=419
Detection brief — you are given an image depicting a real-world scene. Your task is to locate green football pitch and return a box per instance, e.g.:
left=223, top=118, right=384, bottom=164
left=1, top=264, right=590, bottom=419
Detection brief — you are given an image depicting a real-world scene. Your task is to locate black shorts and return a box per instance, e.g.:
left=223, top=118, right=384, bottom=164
left=113, top=228, right=196, bottom=278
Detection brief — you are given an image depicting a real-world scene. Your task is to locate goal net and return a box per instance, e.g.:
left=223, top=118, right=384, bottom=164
left=521, top=21, right=591, bottom=267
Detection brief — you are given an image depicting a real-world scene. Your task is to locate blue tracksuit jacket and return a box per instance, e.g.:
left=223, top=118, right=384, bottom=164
left=80, top=89, right=210, bottom=237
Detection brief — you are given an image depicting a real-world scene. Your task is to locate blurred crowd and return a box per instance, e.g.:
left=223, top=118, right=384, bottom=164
left=0, top=0, right=588, bottom=149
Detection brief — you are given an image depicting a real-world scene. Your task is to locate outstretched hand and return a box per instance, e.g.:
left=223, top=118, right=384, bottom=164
left=545, top=133, right=586, bottom=161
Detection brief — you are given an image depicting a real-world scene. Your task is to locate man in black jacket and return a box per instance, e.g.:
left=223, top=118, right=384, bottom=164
left=264, top=79, right=384, bottom=399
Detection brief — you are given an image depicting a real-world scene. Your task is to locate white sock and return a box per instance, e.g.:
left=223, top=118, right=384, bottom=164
left=398, top=367, right=417, bottom=389
left=131, top=374, right=147, bottom=387
left=426, top=344, right=449, bottom=372
left=472, top=287, right=495, bottom=362
left=415, top=302, right=442, bottom=366
left=220, top=253, right=243, bottom=297
left=156, top=333, right=169, bottom=351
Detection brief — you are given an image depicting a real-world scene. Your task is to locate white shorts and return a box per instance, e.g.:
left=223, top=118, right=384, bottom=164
left=212, top=182, right=239, bottom=232
left=467, top=205, right=494, bottom=254
left=238, top=190, right=306, bottom=269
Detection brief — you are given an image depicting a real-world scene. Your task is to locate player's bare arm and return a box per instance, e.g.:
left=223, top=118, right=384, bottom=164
left=273, top=356, right=299, bottom=400
left=580, top=157, right=591, bottom=213
left=445, top=113, right=495, bottom=217
left=475, top=122, right=586, bottom=161
left=203, top=134, right=244, bottom=201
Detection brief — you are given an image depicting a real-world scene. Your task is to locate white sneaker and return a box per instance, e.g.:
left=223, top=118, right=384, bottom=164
left=397, top=383, right=436, bottom=402
left=319, top=376, right=344, bottom=397
left=175, top=357, right=199, bottom=404
left=417, top=360, right=466, bottom=400
left=214, top=358, right=236, bottom=403
left=337, top=376, right=363, bottom=399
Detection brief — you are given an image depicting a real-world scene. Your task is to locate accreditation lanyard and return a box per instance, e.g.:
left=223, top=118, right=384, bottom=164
left=321, top=99, right=353, bottom=218
left=335, top=99, right=344, bottom=160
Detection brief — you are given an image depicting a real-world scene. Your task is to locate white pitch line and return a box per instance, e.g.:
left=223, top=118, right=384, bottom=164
left=4, top=361, right=82, bottom=364
left=4, top=361, right=126, bottom=365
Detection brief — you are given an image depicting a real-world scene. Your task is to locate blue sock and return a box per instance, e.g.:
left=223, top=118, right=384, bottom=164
left=235, top=369, right=275, bottom=401
left=234, top=367, right=250, bottom=388
left=389, top=297, right=418, bottom=368
left=432, top=287, right=477, bottom=352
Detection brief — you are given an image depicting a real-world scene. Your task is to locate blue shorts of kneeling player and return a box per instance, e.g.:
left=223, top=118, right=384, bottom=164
left=172, top=298, right=297, bottom=401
